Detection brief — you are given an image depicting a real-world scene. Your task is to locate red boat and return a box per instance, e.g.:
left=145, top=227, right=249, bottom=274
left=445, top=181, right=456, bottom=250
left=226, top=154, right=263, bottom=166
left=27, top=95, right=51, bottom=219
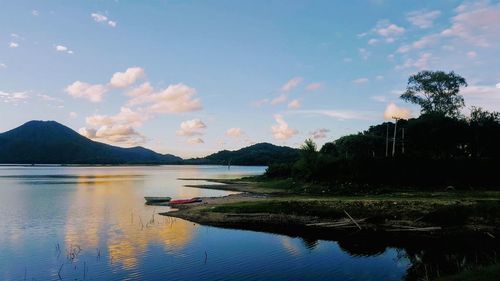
left=169, top=198, right=202, bottom=205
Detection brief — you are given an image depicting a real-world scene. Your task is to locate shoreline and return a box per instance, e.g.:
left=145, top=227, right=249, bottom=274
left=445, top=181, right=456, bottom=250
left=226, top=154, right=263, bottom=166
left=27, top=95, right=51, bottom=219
left=160, top=179, right=500, bottom=240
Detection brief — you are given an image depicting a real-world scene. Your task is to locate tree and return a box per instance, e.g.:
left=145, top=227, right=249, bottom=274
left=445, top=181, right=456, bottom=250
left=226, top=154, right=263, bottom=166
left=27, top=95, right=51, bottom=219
left=401, top=71, right=467, bottom=118
left=293, top=139, right=319, bottom=180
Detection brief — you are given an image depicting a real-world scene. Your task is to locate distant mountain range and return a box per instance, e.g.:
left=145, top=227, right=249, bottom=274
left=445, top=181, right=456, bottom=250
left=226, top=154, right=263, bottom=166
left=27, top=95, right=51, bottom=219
left=185, top=143, right=299, bottom=166
left=0, top=121, right=298, bottom=165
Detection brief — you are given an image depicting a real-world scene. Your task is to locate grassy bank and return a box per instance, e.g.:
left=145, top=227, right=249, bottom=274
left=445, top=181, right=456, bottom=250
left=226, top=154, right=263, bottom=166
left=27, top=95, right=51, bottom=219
left=437, top=263, right=500, bottom=281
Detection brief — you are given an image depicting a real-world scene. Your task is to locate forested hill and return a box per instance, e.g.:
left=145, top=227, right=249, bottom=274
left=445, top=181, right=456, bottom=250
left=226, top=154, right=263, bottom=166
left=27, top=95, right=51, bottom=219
left=0, top=120, right=182, bottom=164
left=185, top=143, right=299, bottom=166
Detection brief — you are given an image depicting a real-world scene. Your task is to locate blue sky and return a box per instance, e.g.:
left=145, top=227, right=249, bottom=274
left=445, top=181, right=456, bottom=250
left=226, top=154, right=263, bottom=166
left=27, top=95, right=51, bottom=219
left=1, top=0, right=500, bottom=157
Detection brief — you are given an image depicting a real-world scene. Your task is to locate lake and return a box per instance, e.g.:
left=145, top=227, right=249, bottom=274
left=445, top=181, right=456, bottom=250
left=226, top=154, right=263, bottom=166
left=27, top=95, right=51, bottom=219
left=0, top=166, right=495, bottom=280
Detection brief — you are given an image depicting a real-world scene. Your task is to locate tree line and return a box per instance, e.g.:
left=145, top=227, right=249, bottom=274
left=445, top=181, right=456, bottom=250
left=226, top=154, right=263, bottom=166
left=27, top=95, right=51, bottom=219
left=266, top=71, right=500, bottom=190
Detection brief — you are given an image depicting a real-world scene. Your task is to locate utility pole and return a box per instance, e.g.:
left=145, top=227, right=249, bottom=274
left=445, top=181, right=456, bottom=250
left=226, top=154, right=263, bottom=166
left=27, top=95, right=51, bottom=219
left=392, top=118, right=399, bottom=157
left=385, top=123, right=389, bottom=157
left=401, top=128, right=405, bottom=154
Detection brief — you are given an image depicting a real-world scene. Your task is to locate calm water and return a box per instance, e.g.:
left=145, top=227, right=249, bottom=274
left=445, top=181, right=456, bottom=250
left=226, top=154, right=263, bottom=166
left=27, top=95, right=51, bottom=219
left=0, top=166, right=495, bottom=280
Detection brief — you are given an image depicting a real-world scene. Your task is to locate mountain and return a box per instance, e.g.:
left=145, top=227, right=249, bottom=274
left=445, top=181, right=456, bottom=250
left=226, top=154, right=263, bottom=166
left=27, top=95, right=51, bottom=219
left=185, top=142, right=299, bottom=166
left=0, top=120, right=182, bottom=164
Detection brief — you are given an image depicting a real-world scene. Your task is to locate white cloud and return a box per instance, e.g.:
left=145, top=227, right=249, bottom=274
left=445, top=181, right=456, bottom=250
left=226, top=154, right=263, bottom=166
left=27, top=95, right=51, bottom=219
left=145, top=83, right=202, bottom=113
left=0, top=91, right=28, bottom=104
left=37, top=94, right=63, bottom=104
left=187, top=137, right=204, bottom=145
left=80, top=125, right=146, bottom=146
left=65, top=81, right=108, bottom=102
left=368, top=38, right=379, bottom=45
left=69, top=112, right=78, bottom=119
left=281, top=77, right=303, bottom=92
left=288, top=99, right=301, bottom=109
left=177, top=119, right=206, bottom=137
left=81, top=107, right=148, bottom=146
left=56, top=45, right=67, bottom=52
left=55, top=45, right=73, bottom=54
left=353, top=78, right=369, bottom=85
left=397, top=34, right=438, bottom=53
left=375, top=21, right=405, bottom=37
left=290, top=109, right=378, bottom=121
left=306, top=82, right=322, bottom=91
left=271, top=115, right=298, bottom=140
left=310, top=128, right=330, bottom=139
left=9, top=42, right=18, bottom=48
left=252, top=98, right=269, bottom=107
left=270, top=94, right=287, bottom=105
left=86, top=107, right=148, bottom=128
left=441, top=1, right=500, bottom=47
left=384, top=103, right=412, bottom=120
left=91, top=13, right=108, bottom=22
left=127, top=82, right=154, bottom=101
left=461, top=84, right=500, bottom=110
left=467, top=51, right=477, bottom=59
left=32, top=10, right=39, bottom=16
left=376, top=75, right=384, bottom=80
left=226, top=127, right=243, bottom=137
left=407, top=10, right=441, bottom=29
left=343, top=57, right=353, bottom=63
left=91, top=12, right=118, bottom=28
left=0, top=63, right=6, bottom=69
left=397, top=53, right=432, bottom=70
left=110, top=67, right=145, bottom=88
left=358, top=48, right=370, bottom=60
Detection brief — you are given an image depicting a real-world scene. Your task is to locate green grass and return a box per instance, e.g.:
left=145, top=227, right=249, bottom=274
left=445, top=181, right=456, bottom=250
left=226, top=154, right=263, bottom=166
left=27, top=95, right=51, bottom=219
left=437, top=263, right=500, bottom=281
left=209, top=196, right=500, bottom=224
left=211, top=200, right=345, bottom=218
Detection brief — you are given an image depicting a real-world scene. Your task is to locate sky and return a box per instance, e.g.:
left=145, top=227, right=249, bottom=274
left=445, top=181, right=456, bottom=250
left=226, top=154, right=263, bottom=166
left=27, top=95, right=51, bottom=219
left=1, top=0, right=500, bottom=158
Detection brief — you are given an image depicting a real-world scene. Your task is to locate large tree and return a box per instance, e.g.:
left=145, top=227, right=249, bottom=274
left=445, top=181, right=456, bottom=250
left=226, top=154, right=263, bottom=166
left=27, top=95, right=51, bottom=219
left=401, top=70, right=467, bottom=117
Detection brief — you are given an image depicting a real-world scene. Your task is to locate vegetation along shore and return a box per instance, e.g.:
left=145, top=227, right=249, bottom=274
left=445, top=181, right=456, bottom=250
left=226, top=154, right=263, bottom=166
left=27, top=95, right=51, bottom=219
left=161, top=71, right=500, bottom=280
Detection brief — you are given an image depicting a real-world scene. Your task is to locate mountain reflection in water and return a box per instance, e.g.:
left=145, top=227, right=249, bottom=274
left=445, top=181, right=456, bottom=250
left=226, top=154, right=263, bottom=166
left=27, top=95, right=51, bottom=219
left=0, top=166, right=498, bottom=281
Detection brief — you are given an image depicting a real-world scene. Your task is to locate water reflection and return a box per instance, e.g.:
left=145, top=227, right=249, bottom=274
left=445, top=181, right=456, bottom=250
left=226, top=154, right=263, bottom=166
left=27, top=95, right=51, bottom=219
left=0, top=166, right=498, bottom=281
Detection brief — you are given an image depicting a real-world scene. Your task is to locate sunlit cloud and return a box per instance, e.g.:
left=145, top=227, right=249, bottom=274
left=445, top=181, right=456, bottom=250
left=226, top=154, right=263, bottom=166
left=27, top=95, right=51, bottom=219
left=384, top=103, right=412, bottom=120
left=177, top=119, right=206, bottom=137
left=441, top=1, right=500, bottom=47
left=305, top=83, right=322, bottom=92
left=9, top=42, right=19, bottom=48
left=79, top=125, right=146, bottom=146
left=65, top=81, right=108, bottom=102
left=290, top=109, right=378, bottom=121
left=86, top=107, right=148, bottom=128
left=80, top=107, right=148, bottom=146
left=143, top=83, right=202, bottom=113
left=288, top=99, right=301, bottom=109
left=281, top=77, right=303, bottom=92
left=271, top=114, right=298, bottom=140
left=226, top=127, right=243, bottom=137
left=110, top=67, right=145, bottom=88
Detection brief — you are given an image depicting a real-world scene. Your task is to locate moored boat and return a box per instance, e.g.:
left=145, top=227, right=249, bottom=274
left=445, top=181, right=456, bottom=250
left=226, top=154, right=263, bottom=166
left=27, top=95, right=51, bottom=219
left=144, top=196, right=171, bottom=203
left=169, top=198, right=202, bottom=205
